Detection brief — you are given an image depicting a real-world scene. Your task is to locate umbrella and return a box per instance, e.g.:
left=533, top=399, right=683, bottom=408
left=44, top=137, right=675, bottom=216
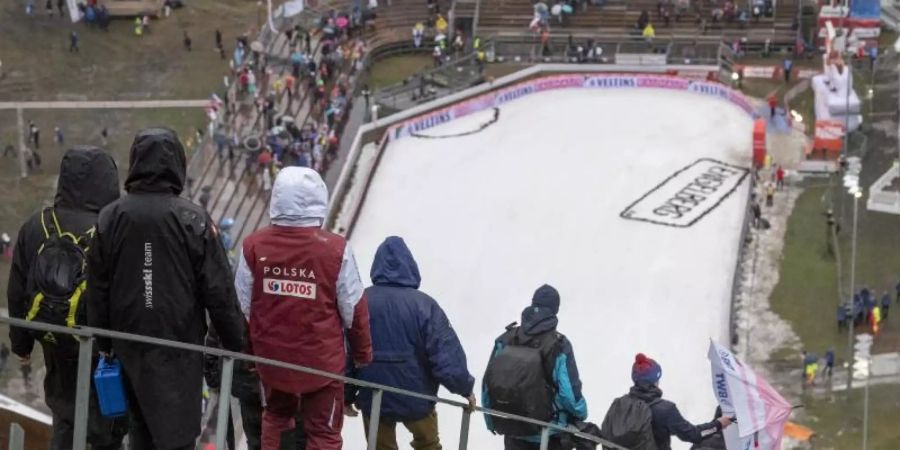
left=250, top=41, right=264, bottom=52
left=708, top=341, right=792, bottom=450
left=802, top=353, right=818, bottom=365
left=336, top=16, right=349, bottom=29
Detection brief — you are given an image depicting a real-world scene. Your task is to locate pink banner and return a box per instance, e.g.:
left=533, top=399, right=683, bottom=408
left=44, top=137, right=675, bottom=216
left=387, top=73, right=756, bottom=141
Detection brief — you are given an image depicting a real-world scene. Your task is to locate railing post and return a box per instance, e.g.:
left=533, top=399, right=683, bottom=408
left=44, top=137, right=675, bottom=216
left=366, top=389, right=383, bottom=450
left=458, top=409, right=471, bottom=450
left=539, top=426, right=550, bottom=450
left=72, top=336, right=94, bottom=450
left=215, top=357, right=235, bottom=450
left=8, top=423, right=25, bottom=450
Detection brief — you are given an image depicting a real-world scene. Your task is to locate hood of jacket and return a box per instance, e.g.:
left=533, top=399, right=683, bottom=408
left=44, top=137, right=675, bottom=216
left=629, top=382, right=663, bottom=402
left=55, top=146, right=120, bottom=212
left=269, top=167, right=328, bottom=225
left=370, top=236, right=421, bottom=288
left=520, top=305, right=558, bottom=335
left=124, top=128, right=186, bottom=195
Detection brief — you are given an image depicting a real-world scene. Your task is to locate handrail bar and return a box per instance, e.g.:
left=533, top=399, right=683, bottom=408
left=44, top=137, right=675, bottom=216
left=0, top=315, right=628, bottom=449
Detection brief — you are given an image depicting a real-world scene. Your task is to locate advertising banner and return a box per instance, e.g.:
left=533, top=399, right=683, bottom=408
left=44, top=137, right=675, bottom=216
left=388, top=74, right=756, bottom=142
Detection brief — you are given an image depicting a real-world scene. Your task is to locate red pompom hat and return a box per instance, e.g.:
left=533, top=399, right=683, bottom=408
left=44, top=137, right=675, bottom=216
left=632, top=353, right=663, bottom=385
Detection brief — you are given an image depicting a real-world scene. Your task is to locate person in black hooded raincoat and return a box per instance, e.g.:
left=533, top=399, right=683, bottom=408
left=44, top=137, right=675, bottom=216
left=86, top=128, right=245, bottom=450
left=7, top=146, right=125, bottom=450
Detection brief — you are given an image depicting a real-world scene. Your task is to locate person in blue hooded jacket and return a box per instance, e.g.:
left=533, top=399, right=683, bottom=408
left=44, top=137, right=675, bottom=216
left=482, top=284, right=588, bottom=450
left=345, top=236, right=476, bottom=450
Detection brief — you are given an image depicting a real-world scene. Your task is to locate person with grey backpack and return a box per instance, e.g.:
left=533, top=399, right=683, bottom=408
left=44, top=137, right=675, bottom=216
left=601, top=353, right=733, bottom=450
left=482, top=285, right=588, bottom=450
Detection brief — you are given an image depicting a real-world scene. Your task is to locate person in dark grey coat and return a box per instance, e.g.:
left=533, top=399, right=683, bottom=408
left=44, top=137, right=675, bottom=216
left=86, top=128, right=245, bottom=450
left=7, top=146, right=125, bottom=450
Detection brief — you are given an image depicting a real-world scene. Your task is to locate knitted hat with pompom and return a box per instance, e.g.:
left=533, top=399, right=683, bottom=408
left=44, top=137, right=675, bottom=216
left=632, top=353, right=662, bottom=385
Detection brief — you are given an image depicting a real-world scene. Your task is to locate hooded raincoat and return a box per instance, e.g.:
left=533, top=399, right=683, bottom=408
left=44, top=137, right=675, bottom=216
left=347, top=236, right=474, bottom=422
left=86, top=128, right=245, bottom=450
left=7, top=146, right=124, bottom=448
left=235, top=167, right=372, bottom=394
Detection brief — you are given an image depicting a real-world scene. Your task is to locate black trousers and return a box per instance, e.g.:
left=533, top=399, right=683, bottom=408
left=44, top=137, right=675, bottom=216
left=43, top=341, right=126, bottom=450
left=127, top=403, right=194, bottom=450
left=50, top=414, right=124, bottom=450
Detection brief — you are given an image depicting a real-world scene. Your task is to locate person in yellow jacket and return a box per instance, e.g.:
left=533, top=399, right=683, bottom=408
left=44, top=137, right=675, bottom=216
left=804, top=361, right=818, bottom=386
left=642, top=23, right=656, bottom=39
left=134, top=17, right=143, bottom=36
left=435, top=14, right=448, bottom=34
left=872, top=305, right=882, bottom=334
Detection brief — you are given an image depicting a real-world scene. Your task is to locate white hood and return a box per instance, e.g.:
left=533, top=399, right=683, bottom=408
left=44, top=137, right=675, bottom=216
left=269, top=167, right=329, bottom=226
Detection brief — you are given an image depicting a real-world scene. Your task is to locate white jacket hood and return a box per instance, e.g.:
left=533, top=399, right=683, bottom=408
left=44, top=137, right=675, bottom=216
left=269, top=167, right=329, bottom=225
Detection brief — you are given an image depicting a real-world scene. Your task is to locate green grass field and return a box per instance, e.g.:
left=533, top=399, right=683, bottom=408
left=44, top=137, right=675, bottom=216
left=769, top=182, right=900, bottom=448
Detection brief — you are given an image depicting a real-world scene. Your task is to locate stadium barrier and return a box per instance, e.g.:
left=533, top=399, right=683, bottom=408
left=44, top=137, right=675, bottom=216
left=384, top=73, right=755, bottom=143
left=0, top=317, right=627, bottom=450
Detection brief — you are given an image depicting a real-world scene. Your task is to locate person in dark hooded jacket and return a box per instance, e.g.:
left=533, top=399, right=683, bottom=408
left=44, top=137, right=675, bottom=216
left=628, top=353, right=732, bottom=450
left=483, top=284, right=588, bottom=450
left=7, top=146, right=125, bottom=450
left=345, top=236, right=476, bottom=450
left=86, top=128, right=245, bottom=450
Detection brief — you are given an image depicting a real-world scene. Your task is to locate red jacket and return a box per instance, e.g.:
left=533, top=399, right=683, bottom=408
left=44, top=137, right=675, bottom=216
left=241, top=226, right=372, bottom=393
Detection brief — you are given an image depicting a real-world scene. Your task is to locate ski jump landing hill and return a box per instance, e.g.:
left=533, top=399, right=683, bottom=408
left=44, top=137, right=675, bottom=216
left=328, top=65, right=759, bottom=450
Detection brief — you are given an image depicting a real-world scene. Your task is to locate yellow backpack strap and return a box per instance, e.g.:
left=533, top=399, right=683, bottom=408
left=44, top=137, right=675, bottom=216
left=51, top=209, right=82, bottom=244
left=66, top=281, right=87, bottom=328
left=29, top=208, right=54, bottom=322
left=25, top=292, right=44, bottom=321
left=39, top=207, right=53, bottom=240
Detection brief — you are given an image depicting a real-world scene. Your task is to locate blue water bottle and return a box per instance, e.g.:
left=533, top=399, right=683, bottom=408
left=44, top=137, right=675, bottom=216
left=94, top=356, right=128, bottom=417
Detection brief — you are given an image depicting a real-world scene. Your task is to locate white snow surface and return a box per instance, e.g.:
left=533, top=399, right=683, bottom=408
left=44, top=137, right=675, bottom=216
left=345, top=88, right=754, bottom=449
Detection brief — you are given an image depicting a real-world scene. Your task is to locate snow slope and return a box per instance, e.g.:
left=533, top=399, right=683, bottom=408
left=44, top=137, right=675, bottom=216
left=345, top=87, right=753, bottom=449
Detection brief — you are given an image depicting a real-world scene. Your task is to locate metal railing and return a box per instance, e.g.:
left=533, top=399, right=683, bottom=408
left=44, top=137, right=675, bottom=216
left=0, top=316, right=627, bottom=450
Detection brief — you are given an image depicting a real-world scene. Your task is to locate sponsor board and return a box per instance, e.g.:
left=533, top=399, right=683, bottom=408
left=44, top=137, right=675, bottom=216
left=636, top=76, right=691, bottom=89
left=741, top=66, right=776, bottom=79
left=584, top=75, right=637, bottom=88
left=386, top=74, right=755, bottom=142
left=620, top=158, right=750, bottom=228
left=495, top=83, right=536, bottom=106
left=534, top=75, right=584, bottom=91
left=672, top=70, right=717, bottom=81
left=688, top=81, right=730, bottom=100
left=263, top=278, right=317, bottom=300
left=819, top=5, right=849, bottom=18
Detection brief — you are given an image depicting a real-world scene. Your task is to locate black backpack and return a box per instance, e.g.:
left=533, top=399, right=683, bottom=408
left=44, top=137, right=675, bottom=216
left=25, top=208, right=92, bottom=344
left=484, top=325, right=562, bottom=437
left=601, top=395, right=660, bottom=450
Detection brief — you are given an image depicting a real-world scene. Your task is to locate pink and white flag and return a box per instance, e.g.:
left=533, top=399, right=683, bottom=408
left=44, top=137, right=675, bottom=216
left=708, top=341, right=793, bottom=450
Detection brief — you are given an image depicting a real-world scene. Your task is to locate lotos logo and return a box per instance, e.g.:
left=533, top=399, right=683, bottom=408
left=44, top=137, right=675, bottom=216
left=263, top=278, right=317, bottom=300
